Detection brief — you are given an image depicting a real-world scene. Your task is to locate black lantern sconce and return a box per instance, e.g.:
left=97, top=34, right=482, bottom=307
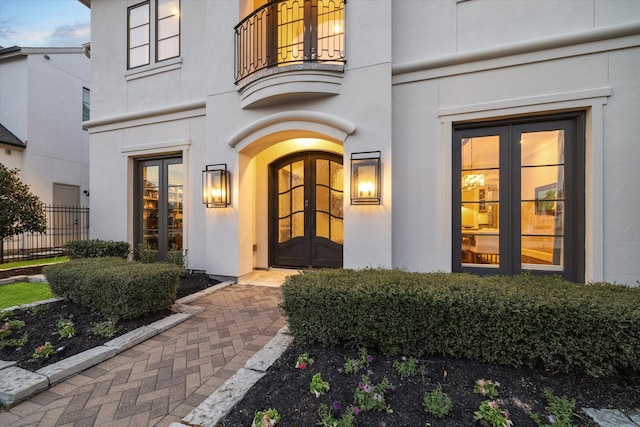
left=350, top=151, right=381, bottom=205
left=202, top=164, right=230, bottom=208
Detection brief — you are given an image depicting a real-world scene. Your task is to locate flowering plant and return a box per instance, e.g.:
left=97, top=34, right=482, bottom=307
left=295, top=352, right=314, bottom=370
left=317, top=402, right=358, bottom=427
left=252, top=408, right=281, bottom=427
left=57, top=318, right=76, bottom=338
left=423, top=384, right=453, bottom=418
left=33, top=342, right=56, bottom=359
left=342, top=348, right=373, bottom=374
left=474, top=400, right=513, bottom=427
left=310, top=372, right=330, bottom=397
left=353, top=375, right=393, bottom=413
left=474, top=379, right=500, bottom=398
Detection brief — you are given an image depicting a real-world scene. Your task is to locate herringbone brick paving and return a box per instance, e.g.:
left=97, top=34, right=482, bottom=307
left=0, top=284, right=286, bottom=427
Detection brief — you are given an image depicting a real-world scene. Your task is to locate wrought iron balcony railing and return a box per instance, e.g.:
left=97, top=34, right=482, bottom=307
left=235, top=0, right=346, bottom=83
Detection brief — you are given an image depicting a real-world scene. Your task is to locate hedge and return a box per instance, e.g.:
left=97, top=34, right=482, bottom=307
left=280, top=269, right=640, bottom=378
left=44, top=257, right=180, bottom=320
left=64, top=239, right=131, bottom=259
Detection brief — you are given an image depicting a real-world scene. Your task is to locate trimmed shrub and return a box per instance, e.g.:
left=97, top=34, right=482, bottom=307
left=280, top=269, right=640, bottom=378
left=64, top=239, right=130, bottom=259
left=135, top=242, right=157, bottom=264
left=44, top=257, right=180, bottom=320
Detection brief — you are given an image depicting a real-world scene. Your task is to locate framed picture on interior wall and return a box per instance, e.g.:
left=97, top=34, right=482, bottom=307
left=535, top=183, right=557, bottom=215
left=478, top=188, right=486, bottom=212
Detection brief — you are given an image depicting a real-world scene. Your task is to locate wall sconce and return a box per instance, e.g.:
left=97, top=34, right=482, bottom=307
left=351, top=151, right=381, bottom=205
left=202, top=164, right=230, bottom=208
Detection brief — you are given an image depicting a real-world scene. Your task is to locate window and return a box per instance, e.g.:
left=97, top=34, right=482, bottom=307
left=157, top=0, right=180, bottom=61
left=453, top=113, right=585, bottom=282
left=128, top=2, right=150, bottom=68
left=82, top=87, right=90, bottom=123
left=128, top=0, right=180, bottom=69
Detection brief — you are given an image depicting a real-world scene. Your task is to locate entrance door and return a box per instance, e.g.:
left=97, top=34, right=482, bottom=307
left=136, top=157, right=183, bottom=260
left=270, top=152, right=343, bottom=268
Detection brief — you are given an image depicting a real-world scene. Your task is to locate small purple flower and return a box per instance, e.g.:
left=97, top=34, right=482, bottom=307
left=332, top=401, right=340, bottom=411
left=358, top=381, right=365, bottom=389
left=366, top=355, right=373, bottom=363
left=354, top=407, right=360, bottom=415
left=363, top=385, right=371, bottom=393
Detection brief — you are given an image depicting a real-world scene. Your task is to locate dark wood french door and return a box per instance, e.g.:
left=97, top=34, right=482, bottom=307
left=135, top=156, right=183, bottom=261
left=453, top=113, right=585, bottom=282
left=270, top=152, right=343, bottom=268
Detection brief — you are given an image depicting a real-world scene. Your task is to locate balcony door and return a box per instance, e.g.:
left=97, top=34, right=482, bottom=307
left=453, top=113, right=585, bottom=282
left=270, top=152, right=343, bottom=268
left=135, top=156, right=183, bottom=261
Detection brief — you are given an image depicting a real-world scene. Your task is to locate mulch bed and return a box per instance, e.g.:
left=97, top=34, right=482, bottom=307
left=0, top=272, right=219, bottom=371
left=0, top=266, right=44, bottom=280
left=219, top=344, right=640, bottom=427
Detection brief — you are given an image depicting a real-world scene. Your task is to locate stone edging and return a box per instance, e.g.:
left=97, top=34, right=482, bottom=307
left=0, top=281, right=233, bottom=407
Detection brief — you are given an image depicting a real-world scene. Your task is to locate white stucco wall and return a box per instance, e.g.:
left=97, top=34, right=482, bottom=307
left=391, top=2, right=640, bottom=285
left=0, top=50, right=90, bottom=205
left=86, top=0, right=640, bottom=284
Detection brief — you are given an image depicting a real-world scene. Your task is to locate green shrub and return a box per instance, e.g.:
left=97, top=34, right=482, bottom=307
left=64, top=239, right=130, bottom=259
left=44, top=257, right=180, bottom=320
left=164, top=244, right=188, bottom=270
left=280, top=269, right=640, bottom=378
left=136, top=242, right=158, bottom=264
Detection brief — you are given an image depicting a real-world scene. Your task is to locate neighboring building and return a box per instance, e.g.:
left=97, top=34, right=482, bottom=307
left=82, top=0, right=640, bottom=285
left=0, top=46, right=91, bottom=207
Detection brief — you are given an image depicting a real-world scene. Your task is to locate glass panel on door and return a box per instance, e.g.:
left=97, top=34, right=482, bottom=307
left=520, top=130, right=565, bottom=270
left=142, top=165, right=160, bottom=251
left=315, top=159, right=343, bottom=244
left=461, top=136, right=500, bottom=267
left=167, top=163, right=183, bottom=250
left=278, top=161, right=305, bottom=243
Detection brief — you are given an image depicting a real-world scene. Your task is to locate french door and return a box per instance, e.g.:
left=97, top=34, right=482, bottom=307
left=135, top=156, right=183, bottom=261
left=270, top=152, right=343, bottom=268
left=453, top=113, right=585, bottom=282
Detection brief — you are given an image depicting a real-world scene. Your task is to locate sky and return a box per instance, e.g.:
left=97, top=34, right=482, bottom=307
left=0, top=0, right=90, bottom=48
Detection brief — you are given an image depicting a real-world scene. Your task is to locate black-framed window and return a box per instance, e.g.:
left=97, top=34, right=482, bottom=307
left=156, top=0, right=180, bottom=61
left=128, top=2, right=150, bottom=68
left=452, top=112, right=585, bottom=282
left=82, top=87, right=90, bottom=123
left=128, top=0, right=180, bottom=69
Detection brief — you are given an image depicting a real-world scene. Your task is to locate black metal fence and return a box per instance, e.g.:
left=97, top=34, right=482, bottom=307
left=0, top=205, right=89, bottom=264
left=234, top=0, right=346, bottom=82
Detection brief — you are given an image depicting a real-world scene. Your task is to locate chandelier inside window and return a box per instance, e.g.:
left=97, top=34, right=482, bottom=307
left=461, top=137, right=485, bottom=191
left=461, top=173, right=485, bottom=191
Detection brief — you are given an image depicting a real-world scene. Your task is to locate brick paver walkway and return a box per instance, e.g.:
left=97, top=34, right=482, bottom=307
left=0, top=284, right=285, bottom=427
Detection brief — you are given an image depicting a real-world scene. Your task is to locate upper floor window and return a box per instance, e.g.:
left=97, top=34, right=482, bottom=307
left=82, top=87, right=90, bottom=125
left=235, top=0, right=345, bottom=82
left=128, top=0, right=180, bottom=70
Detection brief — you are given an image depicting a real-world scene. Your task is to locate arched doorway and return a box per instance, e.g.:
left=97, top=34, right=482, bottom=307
left=269, top=151, right=343, bottom=268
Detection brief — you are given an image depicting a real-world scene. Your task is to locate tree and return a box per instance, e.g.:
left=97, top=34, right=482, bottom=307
left=0, top=163, right=47, bottom=263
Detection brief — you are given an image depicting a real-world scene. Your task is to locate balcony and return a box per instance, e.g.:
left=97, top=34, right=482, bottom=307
left=235, top=0, right=346, bottom=107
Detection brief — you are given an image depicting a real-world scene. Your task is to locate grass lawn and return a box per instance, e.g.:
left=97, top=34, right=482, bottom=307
left=0, top=282, right=54, bottom=309
left=0, top=256, right=68, bottom=270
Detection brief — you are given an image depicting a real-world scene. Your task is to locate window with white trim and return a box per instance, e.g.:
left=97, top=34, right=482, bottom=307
left=128, top=0, right=180, bottom=69
left=453, top=113, right=585, bottom=283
